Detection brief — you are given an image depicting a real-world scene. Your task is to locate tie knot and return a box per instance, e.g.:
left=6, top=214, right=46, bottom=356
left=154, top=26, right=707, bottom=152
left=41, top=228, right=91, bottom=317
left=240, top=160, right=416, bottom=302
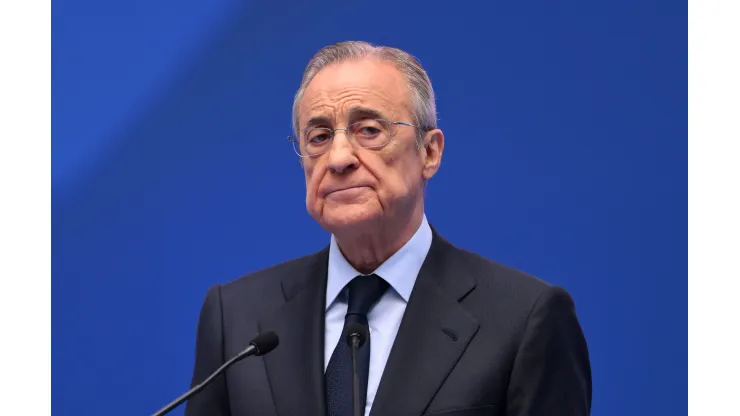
left=346, top=274, right=389, bottom=316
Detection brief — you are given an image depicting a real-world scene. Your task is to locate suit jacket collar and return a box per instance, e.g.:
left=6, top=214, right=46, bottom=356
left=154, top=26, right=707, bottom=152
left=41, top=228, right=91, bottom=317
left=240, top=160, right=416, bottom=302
left=259, top=246, right=329, bottom=416
left=370, top=228, right=480, bottom=415
left=258, top=227, right=480, bottom=416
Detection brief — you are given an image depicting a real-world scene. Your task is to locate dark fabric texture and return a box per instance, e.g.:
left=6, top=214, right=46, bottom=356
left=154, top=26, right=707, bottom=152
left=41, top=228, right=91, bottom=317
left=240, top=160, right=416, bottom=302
left=325, top=274, right=389, bottom=416
left=184, top=229, right=591, bottom=416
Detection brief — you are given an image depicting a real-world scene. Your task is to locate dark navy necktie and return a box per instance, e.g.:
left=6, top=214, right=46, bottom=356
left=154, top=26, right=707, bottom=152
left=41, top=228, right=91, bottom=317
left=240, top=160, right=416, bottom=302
left=326, top=274, right=389, bottom=416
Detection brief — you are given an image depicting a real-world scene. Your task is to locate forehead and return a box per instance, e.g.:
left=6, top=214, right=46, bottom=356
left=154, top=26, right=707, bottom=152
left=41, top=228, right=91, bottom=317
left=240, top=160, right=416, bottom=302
left=299, top=58, right=411, bottom=123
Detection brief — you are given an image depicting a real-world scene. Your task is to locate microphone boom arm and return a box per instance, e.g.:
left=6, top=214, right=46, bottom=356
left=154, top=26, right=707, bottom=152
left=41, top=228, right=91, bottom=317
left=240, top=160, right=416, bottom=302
left=152, top=331, right=278, bottom=416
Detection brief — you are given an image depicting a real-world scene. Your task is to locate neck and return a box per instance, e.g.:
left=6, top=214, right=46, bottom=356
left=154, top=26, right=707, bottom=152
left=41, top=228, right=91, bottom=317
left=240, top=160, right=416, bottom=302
left=334, top=206, right=424, bottom=275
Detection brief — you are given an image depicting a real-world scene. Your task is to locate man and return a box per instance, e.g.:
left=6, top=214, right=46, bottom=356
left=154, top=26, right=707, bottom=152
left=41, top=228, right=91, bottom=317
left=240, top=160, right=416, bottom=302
left=185, top=41, right=591, bottom=416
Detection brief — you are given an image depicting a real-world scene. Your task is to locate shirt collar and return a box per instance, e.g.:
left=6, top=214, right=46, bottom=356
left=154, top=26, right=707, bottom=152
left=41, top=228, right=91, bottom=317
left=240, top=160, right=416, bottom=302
left=326, top=214, right=433, bottom=310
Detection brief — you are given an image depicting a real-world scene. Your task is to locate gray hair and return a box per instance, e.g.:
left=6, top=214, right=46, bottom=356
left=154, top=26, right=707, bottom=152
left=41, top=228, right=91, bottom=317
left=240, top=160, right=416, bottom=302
left=292, top=41, right=437, bottom=145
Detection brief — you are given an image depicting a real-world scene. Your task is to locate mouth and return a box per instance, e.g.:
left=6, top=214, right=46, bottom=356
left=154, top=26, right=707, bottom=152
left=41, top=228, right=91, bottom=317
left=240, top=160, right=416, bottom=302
left=325, top=185, right=370, bottom=196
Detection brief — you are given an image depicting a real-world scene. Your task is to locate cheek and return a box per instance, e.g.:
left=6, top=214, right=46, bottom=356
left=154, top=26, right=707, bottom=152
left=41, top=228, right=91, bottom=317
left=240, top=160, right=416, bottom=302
left=304, top=164, right=323, bottom=206
left=372, top=152, right=421, bottom=196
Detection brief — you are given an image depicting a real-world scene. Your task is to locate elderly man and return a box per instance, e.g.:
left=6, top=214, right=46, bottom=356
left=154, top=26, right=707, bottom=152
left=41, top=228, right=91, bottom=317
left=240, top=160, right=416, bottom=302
left=185, top=41, right=591, bottom=416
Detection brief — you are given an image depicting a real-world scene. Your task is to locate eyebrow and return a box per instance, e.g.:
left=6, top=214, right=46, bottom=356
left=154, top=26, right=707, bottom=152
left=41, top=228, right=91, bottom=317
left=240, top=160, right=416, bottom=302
left=304, top=106, right=389, bottom=130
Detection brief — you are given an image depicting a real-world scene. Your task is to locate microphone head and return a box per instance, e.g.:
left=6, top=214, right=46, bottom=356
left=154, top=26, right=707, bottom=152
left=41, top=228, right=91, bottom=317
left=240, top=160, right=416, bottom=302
left=345, top=323, right=368, bottom=348
left=250, top=331, right=279, bottom=356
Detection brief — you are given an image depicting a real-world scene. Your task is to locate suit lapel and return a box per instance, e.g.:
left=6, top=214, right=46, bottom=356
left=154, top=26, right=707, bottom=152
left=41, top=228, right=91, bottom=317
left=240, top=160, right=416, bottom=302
left=259, top=247, right=329, bottom=416
left=370, top=232, right=480, bottom=416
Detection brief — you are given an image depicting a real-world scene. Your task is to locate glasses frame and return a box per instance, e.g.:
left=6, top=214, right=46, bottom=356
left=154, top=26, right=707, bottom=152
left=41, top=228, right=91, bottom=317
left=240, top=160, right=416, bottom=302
left=287, top=119, right=419, bottom=158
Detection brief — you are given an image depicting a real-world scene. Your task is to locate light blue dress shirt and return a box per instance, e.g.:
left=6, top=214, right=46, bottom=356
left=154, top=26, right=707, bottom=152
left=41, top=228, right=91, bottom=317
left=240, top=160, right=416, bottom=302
left=324, top=214, right=433, bottom=416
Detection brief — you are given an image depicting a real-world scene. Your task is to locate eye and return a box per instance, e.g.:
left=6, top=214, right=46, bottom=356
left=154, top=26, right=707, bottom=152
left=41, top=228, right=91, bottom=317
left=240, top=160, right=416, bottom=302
left=358, top=126, right=381, bottom=136
left=307, top=128, right=332, bottom=145
left=351, top=120, right=385, bottom=138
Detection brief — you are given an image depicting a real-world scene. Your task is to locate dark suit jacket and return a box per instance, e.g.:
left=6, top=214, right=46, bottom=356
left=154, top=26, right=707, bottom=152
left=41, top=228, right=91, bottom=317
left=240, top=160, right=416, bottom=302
left=185, top=230, right=591, bottom=416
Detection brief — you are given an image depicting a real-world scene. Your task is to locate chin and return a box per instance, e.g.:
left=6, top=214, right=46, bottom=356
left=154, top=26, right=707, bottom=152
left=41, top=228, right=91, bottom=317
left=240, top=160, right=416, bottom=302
left=318, top=204, right=382, bottom=234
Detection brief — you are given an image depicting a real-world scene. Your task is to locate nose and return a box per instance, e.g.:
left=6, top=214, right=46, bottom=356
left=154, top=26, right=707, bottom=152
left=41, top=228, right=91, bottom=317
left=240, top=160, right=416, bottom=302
left=326, top=130, right=359, bottom=174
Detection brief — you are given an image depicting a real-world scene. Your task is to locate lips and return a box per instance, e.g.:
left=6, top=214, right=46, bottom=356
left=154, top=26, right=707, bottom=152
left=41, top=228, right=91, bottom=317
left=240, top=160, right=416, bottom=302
left=324, top=185, right=370, bottom=196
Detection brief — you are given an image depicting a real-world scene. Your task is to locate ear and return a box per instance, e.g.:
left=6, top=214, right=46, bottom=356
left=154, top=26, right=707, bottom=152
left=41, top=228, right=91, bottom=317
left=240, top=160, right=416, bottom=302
left=421, top=129, right=444, bottom=180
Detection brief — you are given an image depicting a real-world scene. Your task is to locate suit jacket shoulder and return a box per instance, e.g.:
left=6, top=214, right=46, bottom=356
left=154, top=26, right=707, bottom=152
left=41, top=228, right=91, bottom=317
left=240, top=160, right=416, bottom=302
left=186, top=246, right=332, bottom=416
left=435, top=235, right=556, bottom=315
left=414, top=236, right=590, bottom=416
left=217, top=247, right=330, bottom=315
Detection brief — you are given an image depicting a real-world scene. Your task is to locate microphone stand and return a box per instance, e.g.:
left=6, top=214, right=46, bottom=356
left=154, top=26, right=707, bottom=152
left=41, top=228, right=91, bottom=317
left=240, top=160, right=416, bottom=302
left=350, top=335, right=362, bottom=416
left=345, top=323, right=367, bottom=416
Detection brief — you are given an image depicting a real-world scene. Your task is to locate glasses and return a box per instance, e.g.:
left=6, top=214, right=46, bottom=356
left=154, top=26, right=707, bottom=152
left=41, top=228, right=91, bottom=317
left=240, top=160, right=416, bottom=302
left=288, top=119, right=418, bottom=157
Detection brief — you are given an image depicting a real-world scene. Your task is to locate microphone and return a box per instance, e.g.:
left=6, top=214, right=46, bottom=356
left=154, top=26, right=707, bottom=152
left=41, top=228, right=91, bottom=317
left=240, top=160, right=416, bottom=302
left=152, top=331, right=279, bottom=416
left=345, top=323, right=368, bottom=416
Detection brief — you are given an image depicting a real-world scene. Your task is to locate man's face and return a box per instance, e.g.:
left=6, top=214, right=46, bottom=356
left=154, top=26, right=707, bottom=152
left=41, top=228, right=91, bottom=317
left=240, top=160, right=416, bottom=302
left=297, top=58, right=442, bottom=235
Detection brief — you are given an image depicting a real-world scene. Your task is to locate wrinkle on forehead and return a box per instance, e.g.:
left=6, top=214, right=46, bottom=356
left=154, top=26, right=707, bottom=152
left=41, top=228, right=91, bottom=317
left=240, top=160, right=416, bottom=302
left=304, top=88, right=396, bottom=123
left=298, top=59, right=412, bottom=128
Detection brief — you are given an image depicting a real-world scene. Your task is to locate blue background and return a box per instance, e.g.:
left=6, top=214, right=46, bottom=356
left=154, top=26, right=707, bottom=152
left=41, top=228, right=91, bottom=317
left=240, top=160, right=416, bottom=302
left=52, top=1, right=686, bottom=415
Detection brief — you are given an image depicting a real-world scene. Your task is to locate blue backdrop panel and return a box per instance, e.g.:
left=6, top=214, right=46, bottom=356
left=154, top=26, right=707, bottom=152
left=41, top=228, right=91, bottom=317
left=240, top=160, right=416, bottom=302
left=52, top=1, right=686, bottom=415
